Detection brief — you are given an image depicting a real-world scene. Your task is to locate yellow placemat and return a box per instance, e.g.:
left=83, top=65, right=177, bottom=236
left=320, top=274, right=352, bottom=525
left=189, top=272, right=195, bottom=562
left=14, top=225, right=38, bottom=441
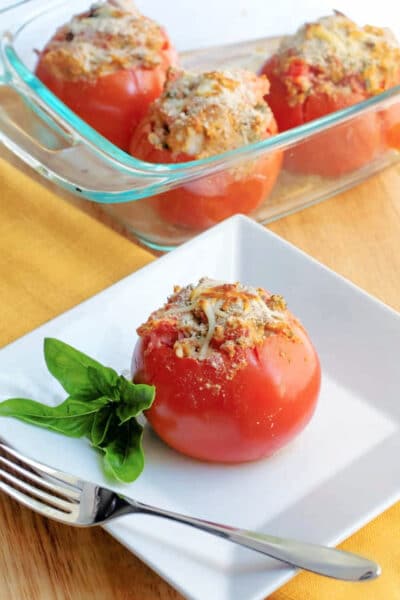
left=0, top=156, right=398, bottom=600
left=272, top=502, right=400, bottom=599
left=0, top=157, right=154, bottom=347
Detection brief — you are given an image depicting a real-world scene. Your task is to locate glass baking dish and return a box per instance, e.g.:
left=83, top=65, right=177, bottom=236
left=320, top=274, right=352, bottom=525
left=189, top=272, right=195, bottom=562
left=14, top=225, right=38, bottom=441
left=1, top=0, right=400, bottom=250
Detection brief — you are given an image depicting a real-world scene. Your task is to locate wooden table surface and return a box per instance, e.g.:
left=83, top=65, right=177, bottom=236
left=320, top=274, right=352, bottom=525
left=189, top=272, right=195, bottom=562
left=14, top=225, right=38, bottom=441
left=1, top=148, right=400, bottom=599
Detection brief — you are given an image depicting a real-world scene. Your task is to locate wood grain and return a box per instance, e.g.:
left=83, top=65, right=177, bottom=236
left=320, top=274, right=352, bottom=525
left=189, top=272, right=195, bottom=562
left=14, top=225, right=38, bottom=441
left=268, top=164, right=400, bottom=313
left=0, top=145, right=399, bottom=599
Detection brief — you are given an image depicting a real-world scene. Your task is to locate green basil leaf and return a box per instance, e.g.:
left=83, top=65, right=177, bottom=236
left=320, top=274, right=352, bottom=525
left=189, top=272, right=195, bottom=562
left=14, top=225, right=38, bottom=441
left=0, top=337, right=156, bottom=484
left=102, top=419, right=145, bottom=483
left=0, top=396, right=108, bottom=437
left=116, top=377, right=155, bottom=424
left=91, top=406, right=114, bottom=447
left=44, top=338, right=119, bottom=399
left=87, top=366, right=119, bottom=400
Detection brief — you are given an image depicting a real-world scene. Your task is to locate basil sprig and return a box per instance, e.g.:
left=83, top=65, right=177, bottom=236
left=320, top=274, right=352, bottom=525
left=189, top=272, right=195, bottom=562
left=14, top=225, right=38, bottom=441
left=0, top=338, right=155, bottom=483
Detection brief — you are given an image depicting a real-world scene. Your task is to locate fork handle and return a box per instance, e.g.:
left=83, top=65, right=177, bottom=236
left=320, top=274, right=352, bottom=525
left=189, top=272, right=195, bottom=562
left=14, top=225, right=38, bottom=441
left=123, top=499, right=380, bottom=581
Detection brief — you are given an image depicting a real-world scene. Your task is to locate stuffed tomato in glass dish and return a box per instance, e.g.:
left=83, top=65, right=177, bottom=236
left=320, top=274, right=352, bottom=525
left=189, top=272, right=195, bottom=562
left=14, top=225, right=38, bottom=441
left=132, top=278, right=321, bottom=463
left=260, top=12, right=400, bottom=177
left=3, top=1, right=400, bottom=250
left=128, top=69, right=283, bottom=230
left=35, top=0, right=177, bottom=151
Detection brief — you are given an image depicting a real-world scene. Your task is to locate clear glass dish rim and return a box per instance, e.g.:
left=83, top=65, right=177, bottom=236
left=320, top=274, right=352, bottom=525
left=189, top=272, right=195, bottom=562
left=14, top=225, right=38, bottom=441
left=2, top=0, right=400, bottom=181
left=0, top=0, right=33, bottom=15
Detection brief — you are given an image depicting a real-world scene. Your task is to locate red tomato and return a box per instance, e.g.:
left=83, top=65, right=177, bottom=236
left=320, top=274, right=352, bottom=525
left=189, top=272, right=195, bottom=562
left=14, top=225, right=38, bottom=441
left=262, top=57, right=377, bottom=176
left=383, top=104, right=400, bottom=150
left=35, top=35, right=177, bottom=151
left=129, top=118, right=283, bottom=230
left=133, top=309, right=321, bottom=463
left=261, top=55, right=400, bottom=177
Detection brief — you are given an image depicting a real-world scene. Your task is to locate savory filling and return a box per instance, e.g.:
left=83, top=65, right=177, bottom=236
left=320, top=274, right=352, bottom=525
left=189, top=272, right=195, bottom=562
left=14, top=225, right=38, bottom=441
left=146, top=69, right=274, bottom=158
left=137, top=278, right=291, bottom=361
left=38, top=0, right=168, bottom=80
left=274, top=12, right=400, bottom=103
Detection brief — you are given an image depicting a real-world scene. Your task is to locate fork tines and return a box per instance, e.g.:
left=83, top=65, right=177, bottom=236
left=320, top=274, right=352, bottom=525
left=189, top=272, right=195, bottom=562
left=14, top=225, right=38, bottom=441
left=0, top=442, right=81, bottom=521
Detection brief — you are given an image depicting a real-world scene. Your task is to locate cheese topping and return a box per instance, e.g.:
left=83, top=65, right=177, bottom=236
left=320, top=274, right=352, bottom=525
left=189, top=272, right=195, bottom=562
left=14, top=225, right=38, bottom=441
left=147, top=69, right=274, bottom=159
left=137, top=278, right=291, bottom=362
left=275, top=13, right=400, bottom=102
left=39, top=0, right=167, bottom=80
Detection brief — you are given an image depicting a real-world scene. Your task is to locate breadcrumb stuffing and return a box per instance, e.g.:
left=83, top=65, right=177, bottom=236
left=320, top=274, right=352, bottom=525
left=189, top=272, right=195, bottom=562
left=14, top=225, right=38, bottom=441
left=38, top=0, right=167, bottom=80
left=146, top=69, right=274, bottom=158
left=137, top=278, right=292, bottom=361
left=274, top=13, right=400, bottom=103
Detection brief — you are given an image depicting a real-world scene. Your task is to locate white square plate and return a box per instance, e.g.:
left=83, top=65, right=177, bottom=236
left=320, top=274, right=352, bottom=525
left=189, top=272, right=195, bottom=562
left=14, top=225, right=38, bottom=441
left=0, top=215, right=399, bottom=600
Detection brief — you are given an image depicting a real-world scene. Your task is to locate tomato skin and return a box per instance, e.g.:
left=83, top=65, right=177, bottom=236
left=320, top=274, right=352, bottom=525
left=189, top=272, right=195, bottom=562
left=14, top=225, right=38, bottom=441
left=261, top=55, right=400, bottom=177
left=383, top=103, right=400, bottom=151
left=129, top=118, right=283, bottom=230
left=133, top=317, right=321, bottom=463
left=35, top=35, right=177, bottom=151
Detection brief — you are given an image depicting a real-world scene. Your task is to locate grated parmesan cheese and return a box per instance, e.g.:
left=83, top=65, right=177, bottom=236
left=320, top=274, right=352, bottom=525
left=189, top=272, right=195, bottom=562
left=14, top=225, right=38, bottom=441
left=39, top=0, right=167, bottom=80
left=275, top=13, right=400, bottom=101
left=146, top=69, right=274, bottom=159
left=137, top=278, right=291, bottom=362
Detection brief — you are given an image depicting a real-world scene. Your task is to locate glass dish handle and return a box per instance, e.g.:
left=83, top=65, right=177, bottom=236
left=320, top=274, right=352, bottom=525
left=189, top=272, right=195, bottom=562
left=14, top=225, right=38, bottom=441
left=0, top=72, right=170, bottom=202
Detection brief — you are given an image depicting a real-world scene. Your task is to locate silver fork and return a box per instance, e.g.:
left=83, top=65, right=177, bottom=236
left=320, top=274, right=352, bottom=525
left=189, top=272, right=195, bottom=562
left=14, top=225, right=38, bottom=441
left=0, top=440, right=380, bottom=582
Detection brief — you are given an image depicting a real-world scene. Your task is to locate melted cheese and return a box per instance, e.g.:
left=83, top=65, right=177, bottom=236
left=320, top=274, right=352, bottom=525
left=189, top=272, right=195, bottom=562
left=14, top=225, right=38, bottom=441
left=137, top=278, right=291, bottom=361
left=198, top=299, right=218, bottom=360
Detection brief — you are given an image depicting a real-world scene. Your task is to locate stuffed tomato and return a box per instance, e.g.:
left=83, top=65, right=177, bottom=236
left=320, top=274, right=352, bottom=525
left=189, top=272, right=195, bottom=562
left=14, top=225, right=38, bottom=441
left=132, top=278, right=321, bottom=463
left=261, top=13, right=400, bottom=177
left=35, top=0, right=177, bottom=151
left=129, top=69, right=282, bottom=229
